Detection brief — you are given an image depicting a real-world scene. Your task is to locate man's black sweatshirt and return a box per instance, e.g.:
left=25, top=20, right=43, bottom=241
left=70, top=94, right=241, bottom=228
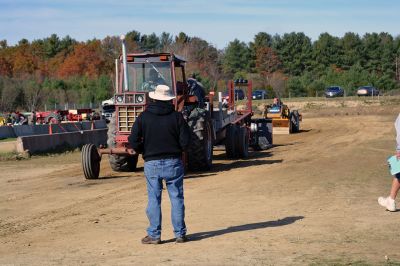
left=128, top=100, right=190, bottom=162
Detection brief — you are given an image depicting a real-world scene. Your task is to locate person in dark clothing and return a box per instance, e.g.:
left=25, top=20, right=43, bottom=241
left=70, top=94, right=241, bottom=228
left=128, top=84, right=191, bottom=244
left=141, top=68, right=167, bottom=92
left=187, top=76, right=206, bottom=108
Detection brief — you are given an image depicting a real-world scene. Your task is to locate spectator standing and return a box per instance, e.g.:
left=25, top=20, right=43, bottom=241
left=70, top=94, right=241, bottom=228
left=128, top=84, right=190, bottom=244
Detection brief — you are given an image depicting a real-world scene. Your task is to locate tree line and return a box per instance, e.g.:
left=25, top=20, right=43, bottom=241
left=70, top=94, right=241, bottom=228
left=0, top=31, right=399, bottom=111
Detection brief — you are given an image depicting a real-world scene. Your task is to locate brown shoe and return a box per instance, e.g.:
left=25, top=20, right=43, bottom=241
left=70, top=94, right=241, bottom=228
left=175, top=236, right=187, bottom=243
left=141, top=235, right=161, bottom=244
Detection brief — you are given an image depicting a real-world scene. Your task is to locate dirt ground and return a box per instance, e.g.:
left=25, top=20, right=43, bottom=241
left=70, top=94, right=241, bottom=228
left=1, top=108, right=400, bottom=265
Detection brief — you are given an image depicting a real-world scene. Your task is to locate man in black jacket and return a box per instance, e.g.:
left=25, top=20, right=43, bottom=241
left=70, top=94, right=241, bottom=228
left=129, top=84, right=190, bottom=244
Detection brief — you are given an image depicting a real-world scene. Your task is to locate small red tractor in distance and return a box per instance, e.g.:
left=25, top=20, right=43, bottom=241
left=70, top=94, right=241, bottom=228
left=81, top=35, right=273, bottom=179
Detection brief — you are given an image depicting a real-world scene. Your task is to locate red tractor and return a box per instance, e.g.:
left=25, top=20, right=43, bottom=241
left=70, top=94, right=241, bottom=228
left=81, top=36, right=272, bottom=179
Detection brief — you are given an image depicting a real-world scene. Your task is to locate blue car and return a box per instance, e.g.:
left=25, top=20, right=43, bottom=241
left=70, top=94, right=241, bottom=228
left=252, top=90, right=267, bottom=100
left=325, top=86, right=344, bottom=98
left=357, top=86, right=380, bottom=96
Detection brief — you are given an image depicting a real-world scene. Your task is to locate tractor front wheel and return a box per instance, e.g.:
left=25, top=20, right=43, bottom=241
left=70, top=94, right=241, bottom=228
left=82, top=144, right=101, bottom=179
left=109, top=154, right=138, bottom=172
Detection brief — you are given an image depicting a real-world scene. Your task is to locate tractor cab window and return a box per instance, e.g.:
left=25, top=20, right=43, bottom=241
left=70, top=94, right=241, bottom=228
left=126, top=62, right=173, bottom=93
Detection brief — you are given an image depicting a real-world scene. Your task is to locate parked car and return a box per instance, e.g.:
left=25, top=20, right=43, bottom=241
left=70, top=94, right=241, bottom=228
left=252, top=90, right=267, bottom=100
left=325, top=86, right=344, bottom=98
left=357, top=86, right=380, bottom=96
left=234, top=89, right=245, bottom=100
left=101, top=97, right=115, bottom=122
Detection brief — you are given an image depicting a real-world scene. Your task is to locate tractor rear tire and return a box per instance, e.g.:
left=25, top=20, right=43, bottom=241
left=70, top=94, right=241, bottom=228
left=225, top=124, right=237, bottom=158
left=82, top=144, right=101, bottom=179
left=293, top=110, right=300, bottom=132
left=237, top=126, right=249, bottom=158
left=187, top=108, right=213, bottom=171
left=290, top=111, right=300, bottom=133
left=107, top=113, right=138, bottom=172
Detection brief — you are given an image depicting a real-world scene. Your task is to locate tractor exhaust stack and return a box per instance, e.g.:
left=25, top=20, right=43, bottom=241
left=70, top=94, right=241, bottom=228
left=120, top=35, right=129, bottom=92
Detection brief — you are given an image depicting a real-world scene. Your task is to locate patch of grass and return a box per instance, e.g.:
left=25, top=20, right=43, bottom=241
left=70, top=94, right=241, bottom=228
left=30, top=144, right=81, bottom=157
left=362, top=99, right=375, bottom=105
left=0, top=151, right=28, bottom=161
left=0, top=137, right=17, bottom=143
left=304, top=102, right=325, bottom=110
left=282, top=96, right=327, bottom=102
left=0, top=143, right=82, bottom=161
left=380, top=98, right=400, bottom=106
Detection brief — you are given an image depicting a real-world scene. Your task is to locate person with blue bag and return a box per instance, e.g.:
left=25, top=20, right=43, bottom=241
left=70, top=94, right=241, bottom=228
left=378, top=113, right=400, bottom=212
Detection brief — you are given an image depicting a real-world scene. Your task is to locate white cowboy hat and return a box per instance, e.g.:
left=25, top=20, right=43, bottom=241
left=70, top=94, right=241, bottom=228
left=148, top=85, right=175, bottom=101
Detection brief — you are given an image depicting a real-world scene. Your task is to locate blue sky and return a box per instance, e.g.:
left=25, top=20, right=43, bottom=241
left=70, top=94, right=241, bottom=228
left=0, top=0, right=399, bottom=49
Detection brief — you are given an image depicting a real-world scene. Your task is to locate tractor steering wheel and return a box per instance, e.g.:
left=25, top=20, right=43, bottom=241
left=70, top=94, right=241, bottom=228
left=141, top=81, right=157, bottom=92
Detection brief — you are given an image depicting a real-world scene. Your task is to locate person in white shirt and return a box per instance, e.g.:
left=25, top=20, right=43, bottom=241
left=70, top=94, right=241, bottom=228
left=378, top=114, right=400, bottom=212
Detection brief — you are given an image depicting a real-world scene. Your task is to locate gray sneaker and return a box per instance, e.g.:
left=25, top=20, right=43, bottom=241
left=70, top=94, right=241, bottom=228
left=378, top=196, right=396, bottom=212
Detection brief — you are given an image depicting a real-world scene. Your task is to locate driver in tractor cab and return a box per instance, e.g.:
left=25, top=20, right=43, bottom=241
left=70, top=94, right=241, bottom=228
left=267, top=97, right=282, bottom=113
left=272, top=97, right=282, bottom=108
left=141, top=68, right=166, bottom=91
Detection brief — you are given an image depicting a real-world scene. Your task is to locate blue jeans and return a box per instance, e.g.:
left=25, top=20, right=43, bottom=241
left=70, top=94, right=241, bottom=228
left=144, top=158, right=186, bottom=239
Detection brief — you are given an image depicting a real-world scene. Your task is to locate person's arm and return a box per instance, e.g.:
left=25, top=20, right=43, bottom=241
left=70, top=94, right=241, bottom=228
left=395, top=114, right=400, bottom=159
left=178, top=113, right=190, bottom=151
left=128, top=114, right=144, bottom=153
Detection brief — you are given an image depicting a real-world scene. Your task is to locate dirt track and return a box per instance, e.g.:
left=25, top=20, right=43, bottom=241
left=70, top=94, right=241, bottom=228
left=1, top=110, right=400, bottom=265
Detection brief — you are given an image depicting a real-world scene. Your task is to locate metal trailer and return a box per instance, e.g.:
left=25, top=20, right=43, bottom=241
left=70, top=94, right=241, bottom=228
left=81, top=36, right=272, bottom=179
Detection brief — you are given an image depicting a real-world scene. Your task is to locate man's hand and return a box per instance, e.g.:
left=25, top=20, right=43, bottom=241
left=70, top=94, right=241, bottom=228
left=396, top=150, right=400, bottom=160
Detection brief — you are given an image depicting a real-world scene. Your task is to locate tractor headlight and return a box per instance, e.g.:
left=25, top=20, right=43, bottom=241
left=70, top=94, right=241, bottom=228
left=136, top=94, right=144, bottom=103
left=116, top=95, right=124, bottom=103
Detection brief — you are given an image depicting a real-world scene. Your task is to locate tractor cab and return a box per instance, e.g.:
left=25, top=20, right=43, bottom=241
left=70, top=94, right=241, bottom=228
left=97, top=37, right=194, bottom=176
left=113, top=52, right=188, bottom=133
left=116, top=53, right=187, bottom=102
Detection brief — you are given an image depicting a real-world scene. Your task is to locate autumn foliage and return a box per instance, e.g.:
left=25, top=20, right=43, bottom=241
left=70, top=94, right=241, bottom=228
left=57, top=41, right=105, bottom=78
left=0, top=31, right=399, bottom=112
